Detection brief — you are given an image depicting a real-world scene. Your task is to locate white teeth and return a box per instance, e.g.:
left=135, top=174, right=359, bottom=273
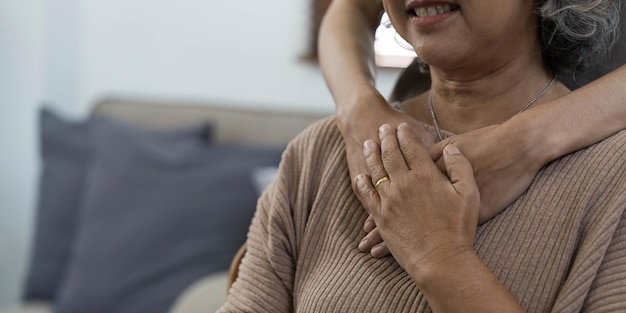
left=414, top=4, right=454, bottom=17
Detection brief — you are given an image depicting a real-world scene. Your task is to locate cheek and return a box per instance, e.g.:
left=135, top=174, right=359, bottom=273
left=469, top=1, right=534, bottom=40
left=462, top=9, right=515, bottom=45
left=382, top=0, right=407, bottom=34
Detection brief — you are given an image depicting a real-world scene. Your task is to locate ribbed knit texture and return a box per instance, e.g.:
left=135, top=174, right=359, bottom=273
left=219, top=116, right=626, bottom=313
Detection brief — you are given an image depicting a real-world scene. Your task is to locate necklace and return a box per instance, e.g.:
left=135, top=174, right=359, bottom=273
left=428, top=74, right=557, bottom=141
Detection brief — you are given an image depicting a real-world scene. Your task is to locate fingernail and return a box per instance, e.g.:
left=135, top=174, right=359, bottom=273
left=444, top=145, right=461, bottom=155
left=379, top=124, right=389, bottom=138
left=371, top=245, right=385, bottom=258
left=358, top=239, right=371, bottom=251
left=363, top=140, right=374, bottom=153
left=364, top=220, right=375, bottom=232
left=356, top=174, right=367, bottom=187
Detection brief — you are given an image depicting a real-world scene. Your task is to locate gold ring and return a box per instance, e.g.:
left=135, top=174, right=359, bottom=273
left=374, top=176, right=390, bottom=189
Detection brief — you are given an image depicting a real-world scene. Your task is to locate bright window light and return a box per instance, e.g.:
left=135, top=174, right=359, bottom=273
left=374, top=13, right=416, bottom=68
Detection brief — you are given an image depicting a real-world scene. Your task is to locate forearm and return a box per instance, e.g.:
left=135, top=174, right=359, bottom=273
left=318, top=0, right=384, bottom=116
left=508, top=65, right=626, bottom=165
left=412, top=250, right=525, bottom=313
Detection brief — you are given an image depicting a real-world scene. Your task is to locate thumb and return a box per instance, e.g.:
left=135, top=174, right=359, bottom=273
left=443, top=145, right=479, bottom=199
left=427, top=138, right=450, bottom=162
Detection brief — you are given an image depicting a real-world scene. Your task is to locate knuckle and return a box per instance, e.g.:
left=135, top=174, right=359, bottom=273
left=363, top=188, right=378, bottom=204
left=410, top=168, right=436, bottom=182
left=455, top=157, right=473, bottom=171
left=369, top=164, right=386, bottom=180
left=381, top=147, right=395, bottom=162
left=400, top=148, right=418, bottom=163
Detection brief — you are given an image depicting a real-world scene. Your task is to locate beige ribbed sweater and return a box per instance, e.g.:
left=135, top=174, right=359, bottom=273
left=219, top=117, right=626, bottom=313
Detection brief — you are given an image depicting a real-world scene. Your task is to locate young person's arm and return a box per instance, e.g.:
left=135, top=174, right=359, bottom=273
left=425, top=65, right=626, bottom=221
left=318, top=0, right=435, bottom=206
left=318, top=0, right=382, bottom=119
left=522, top=65, right=626, bottom=162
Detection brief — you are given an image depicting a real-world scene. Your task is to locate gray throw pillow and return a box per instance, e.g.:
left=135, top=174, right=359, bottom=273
left=54, top=116, right=283, bottom=313
left=23, top=108, right=213, bottom=301
left=22, top=109, right=92, bottom=300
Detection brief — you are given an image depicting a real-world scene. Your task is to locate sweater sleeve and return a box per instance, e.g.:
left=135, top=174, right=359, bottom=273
left=217, top=117, right=338, bottom=313
left=216, top=185, right=294, bottom=312
left=217, top=156, right=298, bottom=312
left=581, top=144, right=626, bottom=312
left=581, top=208, right=626, bottom=312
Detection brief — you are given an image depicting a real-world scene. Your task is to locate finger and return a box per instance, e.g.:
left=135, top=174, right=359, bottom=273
left=405, top=120, right=436, bottom=147
left=427, top=137, right=450, bottom=163
left=346, top=144, right=372, bottom=212
left=363, top=214, right=376, bottom=232
left=371, top=243, right=391, bottom=259
left=355, top=174, right=382, bottom=215
left=379, top=124, right=409, bottom=177
left=428, top=142, right=449, bottom=175
left=363, top=140, right=389, bottom=187
left=358, top=227, right=383, bottom=252
left=434, top=157, right=446, bottom=174
left=396, top=123, right=434, bottom=170
left=443, top=145, right=479, bottom=201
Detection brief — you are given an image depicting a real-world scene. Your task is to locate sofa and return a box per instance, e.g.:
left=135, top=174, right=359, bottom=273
left=5, top=99, right=326, bottom=313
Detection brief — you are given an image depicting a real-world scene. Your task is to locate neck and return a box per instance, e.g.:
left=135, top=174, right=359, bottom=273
left=402, top=53, right=569, bottom=135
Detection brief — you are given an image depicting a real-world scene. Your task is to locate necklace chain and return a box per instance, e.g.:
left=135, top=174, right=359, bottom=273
left=428, top=74, right=557, bottom=142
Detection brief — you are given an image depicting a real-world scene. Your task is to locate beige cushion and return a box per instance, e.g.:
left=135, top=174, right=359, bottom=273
left=92, top=99, right=328, bottom=146
left=0, top=302, right=52, bottom=313
left=169, top=272, right=229, bottom=313
left=0, top=275, right=230, bottom=313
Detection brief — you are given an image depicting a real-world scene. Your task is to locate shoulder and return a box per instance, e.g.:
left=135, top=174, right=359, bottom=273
left=527, top=130, right=626, bottom=235
left=547, top=129, right=626, bottom=235
left=283, top=116, right=345, bottom=164
left=550, top=129, right=626, bottom=179
left=273, top=116, right=347, bottom=183
left=583, top=129, right=626, bottom=156
left=288, top=116, right=342, bottom=149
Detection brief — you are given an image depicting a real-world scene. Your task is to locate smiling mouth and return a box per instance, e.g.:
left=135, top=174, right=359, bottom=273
left=408, top=4, right=459, bottom=17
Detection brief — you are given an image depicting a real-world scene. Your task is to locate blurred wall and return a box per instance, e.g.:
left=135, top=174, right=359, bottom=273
left=78, top=0, right=401, bottom=114
left=0, top=0, right=400, bottom=308
left=0, top=0, right=46, bottom=307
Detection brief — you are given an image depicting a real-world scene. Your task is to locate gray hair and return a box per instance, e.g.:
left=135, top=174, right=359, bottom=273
left=538, top=0, right=622, bottom=73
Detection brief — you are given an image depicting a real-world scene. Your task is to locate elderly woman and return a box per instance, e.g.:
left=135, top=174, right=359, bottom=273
left=219, top=0, right=625, bottom=312
left=320, top=0, right=626, bottom=244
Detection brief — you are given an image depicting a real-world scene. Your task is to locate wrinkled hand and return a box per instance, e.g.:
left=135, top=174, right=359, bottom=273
left=358, top=122, right=543, bottom=258
left=427, top=124, right=541, bottom=223
left=336, top=93, right=435, bottom=211
left=356, top=124, right=480, bottom=273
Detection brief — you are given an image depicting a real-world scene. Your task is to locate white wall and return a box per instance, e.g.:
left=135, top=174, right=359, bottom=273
left=0, top=0, right=400, bottom=308
left=77, top=0, right=400, bottom=114
left=0, top=0, right=46, bottom=307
